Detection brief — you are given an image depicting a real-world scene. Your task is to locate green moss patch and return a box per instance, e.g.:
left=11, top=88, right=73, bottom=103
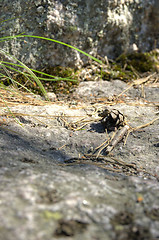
left=42, top=66, right=79, bottom=95
left=116, top=51, right=159, bottom=73
left=3, top=66, right=79, bottom=97
left=100, top=50, right=159, bottom=82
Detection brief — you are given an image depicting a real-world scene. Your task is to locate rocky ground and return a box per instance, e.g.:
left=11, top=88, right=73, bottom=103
left=1, top=0, right=159, bottom=69
left=0, top=78, right=159, bottom=240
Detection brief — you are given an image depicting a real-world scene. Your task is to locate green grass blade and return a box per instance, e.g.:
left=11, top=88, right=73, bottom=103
left=0, top=49, right=48, bottom=99
left=0, top=34, right=103, bottom=65
left=0, top=62, right=36, bottom=85
left=1, top=61, right=77, bottom=82
left=0, top=18, right=16, bottom=24
left=29, top=69, right=77, bottom=81
left=0, top=72, right=36, bottom=95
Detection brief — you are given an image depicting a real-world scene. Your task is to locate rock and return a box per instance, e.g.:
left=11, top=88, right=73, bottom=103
left=45, top=92, right=57, bottom=101
left=0, top=0, right=159, bottom=69
left=0, top=79, right=159, bottom=239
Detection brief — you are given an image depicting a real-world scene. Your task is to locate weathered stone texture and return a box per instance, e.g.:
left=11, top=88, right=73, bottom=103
left=0, top=79, right=159, bottom=240
left=0, top=0, right=158, bottom=68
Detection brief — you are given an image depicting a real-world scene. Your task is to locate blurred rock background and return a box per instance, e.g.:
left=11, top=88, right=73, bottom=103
left=0, top=0, right=159, bottom=69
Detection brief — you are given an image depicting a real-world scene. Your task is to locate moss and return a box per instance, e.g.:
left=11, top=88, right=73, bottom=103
left=111, top=64, right=135, bottom=81
left=98, top=50, right=159, bottom=82
left=42, top=66, right=79, bottom=95
left=8, top=66, right=79, bottom=97
left=46, top=66, right=75, bottom=78
left=99, top=50, right=159, bottom=82
left=12, top=73, right=41, bottom=95
left=100, top=70, right=111, bottom=81
left=100, top=63, right=136, bottom=82
left=43, top=210, right=63, bottom=220
left=116, top=51, right=158, bottom=73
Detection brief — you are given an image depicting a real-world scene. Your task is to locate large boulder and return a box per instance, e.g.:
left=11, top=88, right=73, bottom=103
left=0, top=0, right=158, bottom=69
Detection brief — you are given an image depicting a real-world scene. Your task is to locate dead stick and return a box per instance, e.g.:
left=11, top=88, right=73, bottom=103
left=106, top=125, right=130, bottom=153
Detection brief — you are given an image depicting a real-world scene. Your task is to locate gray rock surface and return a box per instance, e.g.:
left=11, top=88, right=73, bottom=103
left=0, top=79, right=159, bottom=240
left=0, top=0, right=159, bottom=68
